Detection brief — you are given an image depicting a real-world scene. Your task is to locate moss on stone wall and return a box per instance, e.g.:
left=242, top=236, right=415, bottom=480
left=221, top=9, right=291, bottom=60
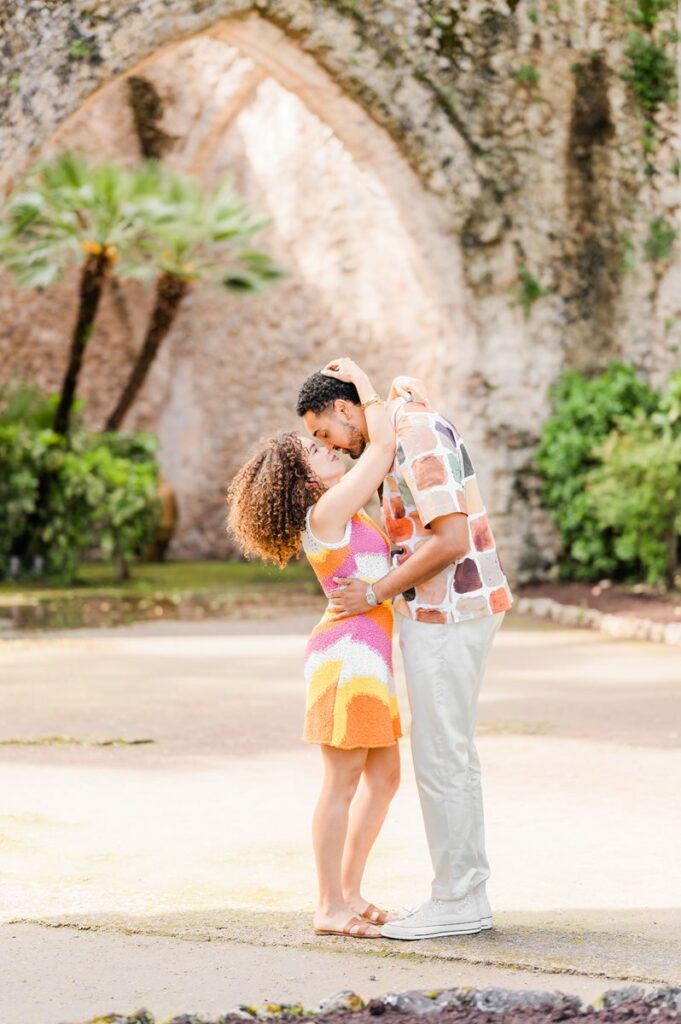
left=127, top=76, right=176, bottom=159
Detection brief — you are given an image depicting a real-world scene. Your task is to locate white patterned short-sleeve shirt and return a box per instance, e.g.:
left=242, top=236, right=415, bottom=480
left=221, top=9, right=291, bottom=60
left=380, top=393, right=513, bottom=625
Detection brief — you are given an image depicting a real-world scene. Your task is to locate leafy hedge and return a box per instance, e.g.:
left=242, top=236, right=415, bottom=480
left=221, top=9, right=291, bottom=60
left=0, top=388, right=161, bottom=582
left=536, top=362, right=681, bottom=586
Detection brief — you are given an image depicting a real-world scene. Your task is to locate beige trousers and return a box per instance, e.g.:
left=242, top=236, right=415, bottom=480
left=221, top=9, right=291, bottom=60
left=398, top=611, right=505, bottom=900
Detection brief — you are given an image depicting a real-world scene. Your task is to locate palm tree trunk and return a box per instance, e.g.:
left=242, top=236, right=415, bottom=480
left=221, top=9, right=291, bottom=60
left=104, top=272, right=189, bottom=432
left=53, top=250, right=111, bottom=436
left=114, top=542, right=130, bottom=583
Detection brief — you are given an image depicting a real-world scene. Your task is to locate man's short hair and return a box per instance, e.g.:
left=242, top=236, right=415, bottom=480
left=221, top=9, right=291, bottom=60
left=296, top=371, right=361, bottom=417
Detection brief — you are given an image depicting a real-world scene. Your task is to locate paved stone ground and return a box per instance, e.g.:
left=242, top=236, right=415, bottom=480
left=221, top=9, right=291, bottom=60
left=0, top=611, right=680, bottom=1023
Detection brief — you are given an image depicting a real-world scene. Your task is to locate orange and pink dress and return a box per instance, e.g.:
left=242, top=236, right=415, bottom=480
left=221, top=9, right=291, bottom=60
left=301, top=507, right=402, bottom=750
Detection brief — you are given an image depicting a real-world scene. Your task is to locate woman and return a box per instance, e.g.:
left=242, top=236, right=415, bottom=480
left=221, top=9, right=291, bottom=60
left=227, top=358, right=401, bottom=939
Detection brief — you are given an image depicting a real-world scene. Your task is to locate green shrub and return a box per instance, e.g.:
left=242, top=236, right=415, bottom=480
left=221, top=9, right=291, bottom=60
left=0, top=381, right=82, bottom=431
left=535, top=362, right=659, bottom=580
left=624, top=0, right=674, bottom=32
left=0, top=394, right=161, bottom=582
left=587, top=418, right=681, bottom=585
left=0, top=425, right=44, bottom=565
left=37, top=434, right=103, bottom=582
left=86, top=430, right=161, bottom=469
left=75, top=443, right=161, bottom=581
left=659, top=368, right=681, bottom=424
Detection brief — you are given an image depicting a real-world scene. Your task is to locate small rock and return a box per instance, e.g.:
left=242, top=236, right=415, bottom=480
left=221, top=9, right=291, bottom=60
left=602, top=986, right=648, bottom=1008
left=434, top=989, right=467, bottom=1010
left=382, top=991, right=442, bottom=1015
left=167, top=1015, right=215, bottom=1024
left=316, top=991, right=366, bottom=1015
left=664, top=622, right=681, bottom=645
left=473, top=988, right=582, bottom=1013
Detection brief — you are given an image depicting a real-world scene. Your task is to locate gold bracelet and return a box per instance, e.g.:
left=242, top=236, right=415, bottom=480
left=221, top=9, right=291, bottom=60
left=361, top=393, right=382, bottom=410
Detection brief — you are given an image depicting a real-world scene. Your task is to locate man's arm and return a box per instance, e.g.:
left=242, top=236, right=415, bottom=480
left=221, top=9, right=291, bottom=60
left=374, top=513, right=467, bottom=602
left=328, top=513, right=467, bottom=617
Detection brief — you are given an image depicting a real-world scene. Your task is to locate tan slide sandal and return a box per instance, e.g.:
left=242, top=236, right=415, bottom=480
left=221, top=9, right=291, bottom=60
left=314, top=915, right=383, bottom=938
left=360, top=902, right=394, bottom=925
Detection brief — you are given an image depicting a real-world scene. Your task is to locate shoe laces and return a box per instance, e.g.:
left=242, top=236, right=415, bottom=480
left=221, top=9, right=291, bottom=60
left=433, top=894, right=475, bottom=910
left=398, top=904, right=418, bottom=918
left=399, top=894, right=475, bottom=920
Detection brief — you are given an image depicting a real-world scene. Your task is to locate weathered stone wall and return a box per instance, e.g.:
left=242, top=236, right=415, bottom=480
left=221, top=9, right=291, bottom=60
left=0, top=1, right=679, bottom=577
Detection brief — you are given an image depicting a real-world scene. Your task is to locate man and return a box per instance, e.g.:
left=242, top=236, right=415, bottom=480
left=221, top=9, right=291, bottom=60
left=296, top=365, right=512, bottom=940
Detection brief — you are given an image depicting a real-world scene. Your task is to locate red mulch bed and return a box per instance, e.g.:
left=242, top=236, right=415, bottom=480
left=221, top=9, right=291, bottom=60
left=96, top=988, right=681, bottom=1024
left=518, top=582, right=681, bottom=625
left=220, top=990, right=681, bottom=1024
left=312, top=1002, right=678, bottom=1024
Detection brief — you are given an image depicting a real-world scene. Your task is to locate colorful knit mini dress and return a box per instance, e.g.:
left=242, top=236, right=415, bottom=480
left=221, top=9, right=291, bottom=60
left=301, top=507, right=402, bottom=750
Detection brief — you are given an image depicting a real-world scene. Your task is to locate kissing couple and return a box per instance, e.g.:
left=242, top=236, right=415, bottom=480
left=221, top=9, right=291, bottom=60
left=228, top=358, right=512, bottom=941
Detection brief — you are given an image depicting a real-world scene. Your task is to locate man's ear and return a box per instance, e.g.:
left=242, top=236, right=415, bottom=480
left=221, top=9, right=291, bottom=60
left=334, top=399, right=353, bottom=422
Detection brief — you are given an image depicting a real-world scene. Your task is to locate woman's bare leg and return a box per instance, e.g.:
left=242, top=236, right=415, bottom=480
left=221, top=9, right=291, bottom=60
left=341, top=743, right=401, bottom=916
left=312, top=744, right=380, bottom=933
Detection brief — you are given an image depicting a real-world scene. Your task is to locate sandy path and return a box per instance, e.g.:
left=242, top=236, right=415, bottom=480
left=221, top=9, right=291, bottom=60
left=1, top=612, right=679, bottom=1022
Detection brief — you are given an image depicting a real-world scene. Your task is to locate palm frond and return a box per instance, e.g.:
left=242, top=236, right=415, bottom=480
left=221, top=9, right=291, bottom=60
left=0, top=151, right=284, bottom=295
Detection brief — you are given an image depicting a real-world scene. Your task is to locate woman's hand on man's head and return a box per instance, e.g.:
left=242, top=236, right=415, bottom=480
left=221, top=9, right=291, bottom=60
left=321, top=358, right=368, bottom=387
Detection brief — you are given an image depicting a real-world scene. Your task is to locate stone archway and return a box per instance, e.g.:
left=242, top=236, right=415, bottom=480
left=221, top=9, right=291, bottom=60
left=46, top=13, right=476, bottom=397
left=0, top=2, right=479, bottom=220
left=3, top=1, right=678, bottom=575
left=0, top=15, right=483, bottom=563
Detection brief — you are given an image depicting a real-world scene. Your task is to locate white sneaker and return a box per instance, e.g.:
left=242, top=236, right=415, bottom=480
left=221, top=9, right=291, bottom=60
left=475, top=882, right=493, bottom=930
left=380, top=893, right=483, bottom=940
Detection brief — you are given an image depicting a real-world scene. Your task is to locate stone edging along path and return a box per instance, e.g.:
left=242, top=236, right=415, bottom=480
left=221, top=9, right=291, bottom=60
left=57, top=985, right=681, bottom=1024
left=515, top=598, right=681, bottom=647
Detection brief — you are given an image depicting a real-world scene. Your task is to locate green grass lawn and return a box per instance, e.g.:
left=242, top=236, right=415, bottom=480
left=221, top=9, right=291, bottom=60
left=0, top=559, right=317, bottom=601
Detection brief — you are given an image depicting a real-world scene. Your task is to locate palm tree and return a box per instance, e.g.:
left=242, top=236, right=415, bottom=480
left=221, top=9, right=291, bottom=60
left=0, top=152, right=163, bottom=436
left=104, top=170, right=283, bottom=431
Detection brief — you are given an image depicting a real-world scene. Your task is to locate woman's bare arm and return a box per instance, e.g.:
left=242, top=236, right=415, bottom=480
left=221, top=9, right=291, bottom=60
left=312, top=358, right=395, bottom=538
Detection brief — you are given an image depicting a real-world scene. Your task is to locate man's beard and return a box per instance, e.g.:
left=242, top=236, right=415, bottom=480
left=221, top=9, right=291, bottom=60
left=346, top=426, right=367, bottom=460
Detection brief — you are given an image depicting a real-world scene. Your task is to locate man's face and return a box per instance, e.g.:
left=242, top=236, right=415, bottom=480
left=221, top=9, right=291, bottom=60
left=302, top=401, right=367, bottom=460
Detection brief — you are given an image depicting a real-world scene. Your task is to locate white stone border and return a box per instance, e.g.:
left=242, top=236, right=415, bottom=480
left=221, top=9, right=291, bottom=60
left=515, top=596, right=681, bottom=646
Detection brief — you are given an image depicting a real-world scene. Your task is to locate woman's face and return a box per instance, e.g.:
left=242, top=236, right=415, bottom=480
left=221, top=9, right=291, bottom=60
left=300, top=435, right=345, bottom=488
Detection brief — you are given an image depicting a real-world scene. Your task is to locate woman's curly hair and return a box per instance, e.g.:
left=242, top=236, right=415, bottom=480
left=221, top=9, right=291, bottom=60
left=226, top=431, right=324, bottom=569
